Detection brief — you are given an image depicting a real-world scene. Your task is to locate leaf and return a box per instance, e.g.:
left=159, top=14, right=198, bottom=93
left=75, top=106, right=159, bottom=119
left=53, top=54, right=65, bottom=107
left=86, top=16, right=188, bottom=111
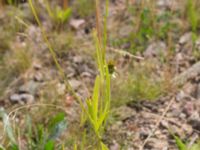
left=48, top=120, right=67, bottom=140
left=56, top=7, right=71, bottom=23
left=73, top=143, right=77, bottom=150
left=92, top=76, right=100, bottom=122
left=0, top=108, right=16, bottom=144
left=45, top=140, right=55, bottom=150
left=174, top=135, right=187, bottom=150
left=101, top=142, right=109, bottom=150
left=48, top=113, right=65, bottom=129
left=190, top=142, right=200, bottom=150
left=62, top=8, right=71, bottom=22
left=0, top=144, right=6, bottom=150
left=9, top=144, right=19, bottom=150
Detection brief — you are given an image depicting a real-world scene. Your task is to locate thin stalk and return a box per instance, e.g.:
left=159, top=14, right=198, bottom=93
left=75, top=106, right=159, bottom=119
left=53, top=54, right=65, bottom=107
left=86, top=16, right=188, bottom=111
left=28, top=0, right=85, bottom=111
left=103, top=0, right=109, bottom=59
left=95, top=0, right=102, bottom=45
left=63, top=0, right=68, bottom=10
left=44, top=0, right=54, bottom=19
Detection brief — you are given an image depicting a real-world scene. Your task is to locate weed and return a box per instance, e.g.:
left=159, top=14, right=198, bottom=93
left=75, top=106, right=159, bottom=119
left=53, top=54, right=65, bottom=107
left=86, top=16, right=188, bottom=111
left=186, top=0, right=199, bottom=33
left=0, top=108, right=67, bottom=150
left=111, top=62, right=166, bottom=107
left=174, top=135, right=200, bottom=150
left=0, top=43, right=31, bottom=96
left=43, top=0, right=71, bottom=29
left=0, top=0, right=111, bottom=149
left=74, top=0, right=95, bottom=18
left=50, top=31, right=75, bottom=55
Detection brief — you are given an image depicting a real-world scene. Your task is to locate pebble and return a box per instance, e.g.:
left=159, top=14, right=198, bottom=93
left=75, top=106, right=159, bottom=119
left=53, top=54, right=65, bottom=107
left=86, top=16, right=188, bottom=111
left=10, top=94, right=21, bottom=102
left=34, top=72, right=43, bottom=82
left=10, top=93, right=35, bottom=104
left=19, top=80, right=39, bottom=95
left=69, top=19, right=85, bottom=30
left=20, top=94, right=35, bottom=104
left=144, top=41, right=166, bottom=58
left=68, top=79, right=81, bottom=90
left=179, top=32, right=192, bottom=45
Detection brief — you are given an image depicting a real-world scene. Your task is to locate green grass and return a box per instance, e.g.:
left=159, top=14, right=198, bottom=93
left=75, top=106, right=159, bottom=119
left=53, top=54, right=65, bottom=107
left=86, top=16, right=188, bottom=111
left=0, top=0, right=111, bottom=149
left=74, top=0, right=95, bottom=18
left=174, top=135, right=200, bottom=150
left=110, top=1, right=178, bottom=54
left=44, top=0, right=71, bottom=28
left=186, top=0, right=199, bottom=33
left=111, top=62, right=167, bottom=107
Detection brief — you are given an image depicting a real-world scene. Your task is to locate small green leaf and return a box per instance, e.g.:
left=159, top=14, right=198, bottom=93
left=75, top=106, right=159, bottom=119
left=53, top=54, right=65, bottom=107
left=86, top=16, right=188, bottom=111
left=92, top=76, right=100, bottom=122
left=45, top=140, right=55, bottom=150
left=48, top=112, right=65, bottom=130
left=173, top=135, right=187, bottom=150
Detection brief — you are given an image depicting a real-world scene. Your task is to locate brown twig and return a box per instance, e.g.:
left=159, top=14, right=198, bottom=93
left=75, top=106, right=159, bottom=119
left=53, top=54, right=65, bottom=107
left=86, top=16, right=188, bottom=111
left=63, top=0, right=68, bottom=10
left=107, top=46, right=144, bottom=60
left=140, top=97, right=175, bottom=150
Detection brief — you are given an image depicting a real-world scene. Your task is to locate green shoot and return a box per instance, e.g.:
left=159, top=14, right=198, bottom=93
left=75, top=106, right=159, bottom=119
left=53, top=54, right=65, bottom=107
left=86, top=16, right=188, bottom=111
left=82, top=0, right=111, bottom=149
left=44, top=0, right=71, bottom=26
left=186, top=0, right=198, bottom=33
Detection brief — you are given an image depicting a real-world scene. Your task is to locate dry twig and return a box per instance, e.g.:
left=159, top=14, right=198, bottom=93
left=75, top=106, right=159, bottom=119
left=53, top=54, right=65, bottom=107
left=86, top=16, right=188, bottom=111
left=140, top=97, right=175, bottom=150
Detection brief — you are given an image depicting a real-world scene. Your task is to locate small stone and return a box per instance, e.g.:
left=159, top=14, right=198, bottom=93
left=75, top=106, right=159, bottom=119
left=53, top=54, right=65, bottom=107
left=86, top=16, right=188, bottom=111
left=10, top=94, right=21, bottom=102
left=188, top=111, right=200, bottom=121
left=65, top=66, right=76, bottom=78
left=160, top=120, right=169, bottom=129
left=33, top=63, right=42, bottom=70
left=73, top=56, right=83, bottom=64
left=34, top=72, right=43, bottom=82
left=179, top=113, right=186, bottom=119
left=70, top=19, right=85, bottom=30
left=176, top=90, right=186, bottom=101
left=144, top=41, right=166, bottom=58
left=179, top=32, right=192, bottom=45
left=182, top=102, right=194, bottom=117
left=10, top=93, right=35, bottom=104
left=19, top=80, right=39, bottom=95
left=81, top=72, right=92, bottom=78
left=68, top=79, right=81, bottom=90
left=20, top=94, right=35, bottom=104
left=56, top=83, right=66, bottom=95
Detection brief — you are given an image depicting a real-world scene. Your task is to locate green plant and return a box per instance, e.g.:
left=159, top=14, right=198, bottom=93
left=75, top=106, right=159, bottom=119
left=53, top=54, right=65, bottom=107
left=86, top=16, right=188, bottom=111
left=6, top=0, right=17, bottom=5
left=44, top=0, right=71, bottom=27
left=74, top=0, right=95, bottom=18
left=55, top=7, right=71, bottom=24
left=0, top=108, right=67, bottom=150
left=174, top=135, right=200, bottom=150
left=111, top=62, right=166, bottom=107
left=186, top=0, right=198, bottom=33
left=29, top=0, right=110, bottom=149
left=79, top=0, right=110, bottom=149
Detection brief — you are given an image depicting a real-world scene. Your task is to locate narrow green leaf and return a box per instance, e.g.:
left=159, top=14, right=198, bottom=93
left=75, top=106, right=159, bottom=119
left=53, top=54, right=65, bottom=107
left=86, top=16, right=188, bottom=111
left=92, top=76, right=100, bottom=122
left=174, top=135, right=187, bottom=150
left=45, top=140, right=55, bottom=150
left=101, top=142, right=109, bottom=150
left=0, top=108, right=16, bottom=144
